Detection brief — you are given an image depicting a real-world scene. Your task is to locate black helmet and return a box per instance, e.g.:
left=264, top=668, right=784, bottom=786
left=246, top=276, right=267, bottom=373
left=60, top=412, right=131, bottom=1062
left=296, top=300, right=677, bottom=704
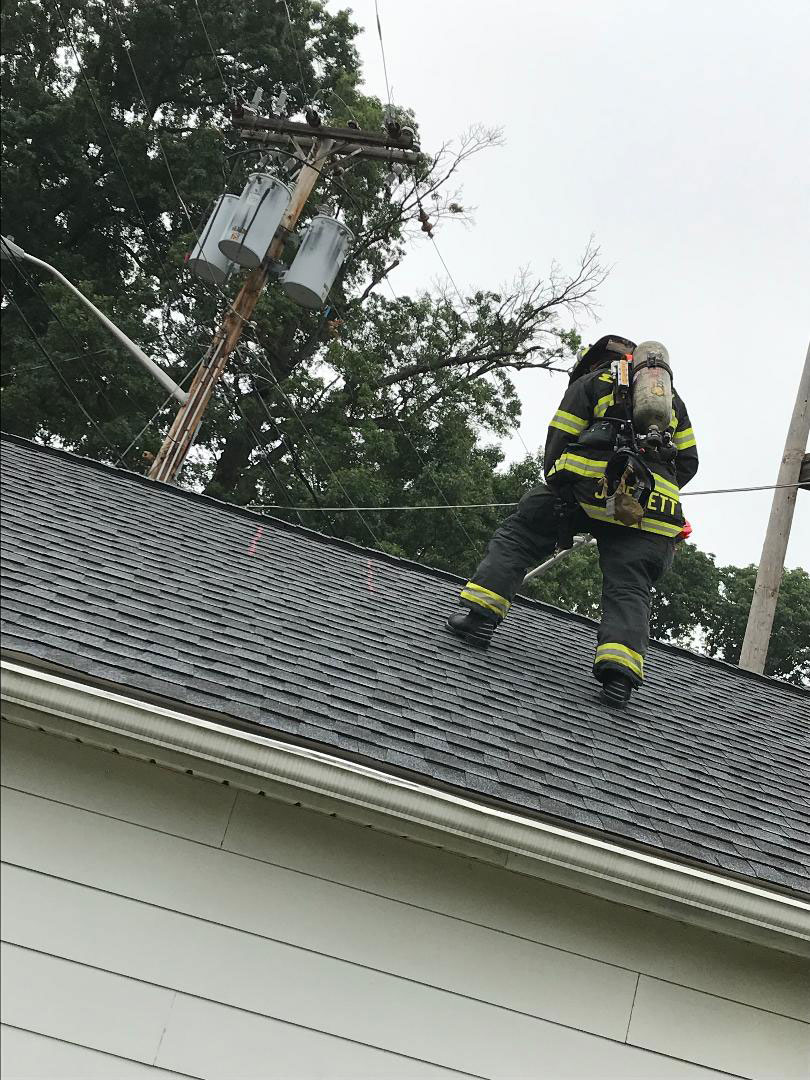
left=568, top=334, right=636, bottom=385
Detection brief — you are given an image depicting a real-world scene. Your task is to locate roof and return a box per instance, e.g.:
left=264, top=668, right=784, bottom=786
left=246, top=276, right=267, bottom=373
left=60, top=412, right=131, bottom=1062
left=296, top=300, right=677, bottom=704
left=2, top=433, right=809, bottom=896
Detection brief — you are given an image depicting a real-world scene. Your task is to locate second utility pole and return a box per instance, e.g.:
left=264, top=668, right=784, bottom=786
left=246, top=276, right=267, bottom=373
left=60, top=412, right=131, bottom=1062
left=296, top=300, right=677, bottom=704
left=738, top=342, right=810, bottom=674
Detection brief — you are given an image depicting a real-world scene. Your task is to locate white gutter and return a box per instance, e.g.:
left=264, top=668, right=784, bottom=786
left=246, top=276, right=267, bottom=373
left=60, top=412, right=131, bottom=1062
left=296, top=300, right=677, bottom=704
left=2, top=658, right=808, bottom=950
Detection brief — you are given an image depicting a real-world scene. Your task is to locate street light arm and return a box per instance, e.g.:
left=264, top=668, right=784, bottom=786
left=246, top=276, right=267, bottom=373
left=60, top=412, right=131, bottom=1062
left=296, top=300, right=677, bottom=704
left=1, top=237, right=187, bottom=405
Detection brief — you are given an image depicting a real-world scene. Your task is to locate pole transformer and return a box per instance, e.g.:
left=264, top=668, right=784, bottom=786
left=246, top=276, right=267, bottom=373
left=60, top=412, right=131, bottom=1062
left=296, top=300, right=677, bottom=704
left=149, top=111, right=421, bottom=485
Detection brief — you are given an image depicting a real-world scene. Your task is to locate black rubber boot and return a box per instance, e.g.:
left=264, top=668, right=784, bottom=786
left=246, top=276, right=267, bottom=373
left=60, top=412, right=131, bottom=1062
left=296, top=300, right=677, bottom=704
left=445, top=609, right=498, bottom=649
left=600, top=672, right=634, bottom=708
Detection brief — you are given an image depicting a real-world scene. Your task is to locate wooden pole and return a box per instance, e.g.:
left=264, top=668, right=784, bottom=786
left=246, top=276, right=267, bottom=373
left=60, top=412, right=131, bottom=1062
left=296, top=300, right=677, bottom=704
left=739, top=343, right=810, bottom=674
left=149, top=138, right=334, bottom=484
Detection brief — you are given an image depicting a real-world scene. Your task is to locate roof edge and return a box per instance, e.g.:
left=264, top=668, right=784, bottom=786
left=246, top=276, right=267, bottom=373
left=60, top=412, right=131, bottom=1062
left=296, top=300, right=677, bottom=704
left=3, top=432, right=807, bottom=695
left=3, top=657, right=808, bottom=955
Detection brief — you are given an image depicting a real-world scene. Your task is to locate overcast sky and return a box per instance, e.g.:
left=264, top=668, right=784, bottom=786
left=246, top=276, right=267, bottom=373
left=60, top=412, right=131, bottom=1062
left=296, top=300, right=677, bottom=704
left=330, top=0, right=809, bottom=570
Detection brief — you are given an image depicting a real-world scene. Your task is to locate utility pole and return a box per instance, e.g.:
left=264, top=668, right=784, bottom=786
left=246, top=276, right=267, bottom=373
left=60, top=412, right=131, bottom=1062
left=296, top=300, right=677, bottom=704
left=149, top=110, right=421, bottom=485
left=739, top=343, right=810, bottom=674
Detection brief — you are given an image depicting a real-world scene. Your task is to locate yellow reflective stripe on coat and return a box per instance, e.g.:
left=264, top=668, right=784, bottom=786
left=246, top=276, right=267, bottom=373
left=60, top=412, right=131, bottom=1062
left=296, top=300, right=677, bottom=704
left=669, top=409, right=678, bottom=431
left=593, top=392, right=614, bottom=418
left=637, top=517, right=683, bottom=538
left=460, top=581, right=510, bottom=618
left=579, top=503, right=683, bottom=537
left=673, top=426, right=696, bottom=450
left=651, top=472, right=680, bottom=500
left=549, top=409, right=588, bottom=436
left=548, top=452, right=607, bottom=479
left=595, top=642, right=644, bottom=678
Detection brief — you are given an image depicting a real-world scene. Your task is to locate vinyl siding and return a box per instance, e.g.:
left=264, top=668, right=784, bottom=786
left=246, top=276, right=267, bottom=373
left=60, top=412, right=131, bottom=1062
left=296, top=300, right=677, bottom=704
left=2, top=720, right=808, bottom=1079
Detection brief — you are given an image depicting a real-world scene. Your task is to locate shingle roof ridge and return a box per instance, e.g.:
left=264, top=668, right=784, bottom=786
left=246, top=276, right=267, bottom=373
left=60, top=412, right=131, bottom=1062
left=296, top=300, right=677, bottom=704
left=2, top=431, right=807, bottom=699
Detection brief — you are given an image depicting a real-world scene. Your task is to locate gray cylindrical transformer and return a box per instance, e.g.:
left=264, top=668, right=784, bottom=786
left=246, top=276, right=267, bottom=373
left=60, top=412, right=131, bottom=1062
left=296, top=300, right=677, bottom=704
left=187, top=194, right=240, bottom=285
left=218, top=172, right=292, bottom=268
left=282, top=215, right=354, bottom=309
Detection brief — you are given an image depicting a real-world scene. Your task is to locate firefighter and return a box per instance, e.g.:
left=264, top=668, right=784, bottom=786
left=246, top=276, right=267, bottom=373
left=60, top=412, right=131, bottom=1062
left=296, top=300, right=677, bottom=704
left=446, top=334, right=699, bottom=707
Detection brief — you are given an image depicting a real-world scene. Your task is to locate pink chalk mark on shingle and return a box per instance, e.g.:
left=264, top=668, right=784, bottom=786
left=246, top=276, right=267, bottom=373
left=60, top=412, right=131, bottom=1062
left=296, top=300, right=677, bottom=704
left=247, top=525, right=264, bottom=556
left=367, top=559, right=375, bottom=592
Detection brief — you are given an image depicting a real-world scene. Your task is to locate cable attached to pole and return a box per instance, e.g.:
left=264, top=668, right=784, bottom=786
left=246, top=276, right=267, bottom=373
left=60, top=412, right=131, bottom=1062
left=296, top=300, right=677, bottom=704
left=245, top=482, right=805, bottom=512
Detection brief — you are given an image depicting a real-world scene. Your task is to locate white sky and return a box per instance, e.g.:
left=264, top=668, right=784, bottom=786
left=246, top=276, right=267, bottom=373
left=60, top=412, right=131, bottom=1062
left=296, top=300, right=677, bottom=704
left=331, top=0, right=810, bottom=570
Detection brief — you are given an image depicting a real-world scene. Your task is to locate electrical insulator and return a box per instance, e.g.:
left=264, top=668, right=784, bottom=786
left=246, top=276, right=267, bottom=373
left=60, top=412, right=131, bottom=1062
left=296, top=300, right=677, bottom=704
left=218, top=173, right=293, bottom=269
left=186, top=193, right=240, bottom=284
left=281, top=215, right=354, bottom=309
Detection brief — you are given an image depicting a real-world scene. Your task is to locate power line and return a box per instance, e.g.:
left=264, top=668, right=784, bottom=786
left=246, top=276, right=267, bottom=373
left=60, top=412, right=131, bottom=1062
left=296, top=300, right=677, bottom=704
left=192, top=0, right=231, bottom=100
left=429, top=213, right=540, bottom=463
left=4, top=290, right=118, bottom=456
left=246, top=482, right=806, bottom=511
left=0, top=347, right=113, bottom=380
left=281, top=0, right=312, bottom=106
left=2, top=247, right=121, bottom=417
left=429, top=234, right=469, bottom=314
left=116, top=357, right=205, bottom=466
left=214, top=376, right=310, bottom=528
left=229, top=343, right=339, bottom=531
left=314, top=290, right=484, bottom=557
left=51, top=0, right=167, bottom=273
left=105, top=1, right=195, bottom=234
left=374, top=0, right=393, bottom=106
left=252, top=353, right=383, bottom=547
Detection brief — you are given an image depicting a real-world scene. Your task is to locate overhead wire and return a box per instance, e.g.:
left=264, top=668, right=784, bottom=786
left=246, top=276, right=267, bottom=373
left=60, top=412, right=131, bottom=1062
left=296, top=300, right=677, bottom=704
left=281, top=0, right=313, bottom=106
left=373, top=0, right=393, bottom=106
left=97, top=9, right=336, bottom=503
left=310, top=286, right=485, bottom=557
left=239, top=339, right=383, bottom=546
left=0, top=347, right=113, bottom=380
left=115, top=356, right=205, bottom=466
left=46, top=1, right=245, bottom=468
left=214, top=374, right=311, bottom=528
left=104, top=1, right=196, bottom=234
left=192, top=0, right=232, bottom=100
left=4, top=290, right=119, bottom=456
left=2, top=246, right=122, bottom=418
left=232, top=346, right=335, bottom=525
left=50, top=0, right=168, bottom=274
left=245, top=482, right=807, bottom=511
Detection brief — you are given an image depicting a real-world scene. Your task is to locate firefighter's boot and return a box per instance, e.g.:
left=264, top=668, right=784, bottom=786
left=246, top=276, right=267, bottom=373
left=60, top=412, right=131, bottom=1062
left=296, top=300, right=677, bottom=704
left=600, top=672, right=633, bottom=708
left=445, top=609, right=498, bottom=649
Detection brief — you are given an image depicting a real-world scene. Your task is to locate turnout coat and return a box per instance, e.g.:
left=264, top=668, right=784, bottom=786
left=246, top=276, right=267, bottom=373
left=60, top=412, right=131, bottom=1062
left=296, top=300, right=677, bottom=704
left=543, top=361, right=699, bottom=536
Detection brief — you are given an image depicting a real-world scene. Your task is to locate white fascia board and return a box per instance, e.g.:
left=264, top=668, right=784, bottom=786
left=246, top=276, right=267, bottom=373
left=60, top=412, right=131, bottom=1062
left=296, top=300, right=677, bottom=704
left=2, top=657, right=809, bottom=953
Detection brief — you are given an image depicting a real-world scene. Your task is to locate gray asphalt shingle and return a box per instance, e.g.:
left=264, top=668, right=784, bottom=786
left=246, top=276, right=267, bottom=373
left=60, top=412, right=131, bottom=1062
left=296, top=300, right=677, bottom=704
left=2, top=434, right=808, bottom=895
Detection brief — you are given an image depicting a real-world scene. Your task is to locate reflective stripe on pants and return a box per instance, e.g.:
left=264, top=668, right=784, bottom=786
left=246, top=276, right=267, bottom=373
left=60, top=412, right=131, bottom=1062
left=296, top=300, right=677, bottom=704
left=593, top=525, right=675, bottom=687
left=458, top=485, right=568, bottom=620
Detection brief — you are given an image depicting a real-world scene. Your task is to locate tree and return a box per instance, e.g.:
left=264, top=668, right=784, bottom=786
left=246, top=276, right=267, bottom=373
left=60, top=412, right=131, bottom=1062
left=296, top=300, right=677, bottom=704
left=703, top=563, right=810, bottom=685
left=1, top=0, right=606, bottom=546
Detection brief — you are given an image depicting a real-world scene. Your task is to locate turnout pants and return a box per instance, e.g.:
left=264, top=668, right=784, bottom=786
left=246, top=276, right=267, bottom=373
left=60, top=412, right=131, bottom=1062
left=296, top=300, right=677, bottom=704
left=459, top=485, right=675, bottom=687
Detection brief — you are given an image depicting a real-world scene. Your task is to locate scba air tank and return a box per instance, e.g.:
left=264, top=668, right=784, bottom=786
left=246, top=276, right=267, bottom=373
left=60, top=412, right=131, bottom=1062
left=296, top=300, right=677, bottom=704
left=632, top=340, right=673, bottom=439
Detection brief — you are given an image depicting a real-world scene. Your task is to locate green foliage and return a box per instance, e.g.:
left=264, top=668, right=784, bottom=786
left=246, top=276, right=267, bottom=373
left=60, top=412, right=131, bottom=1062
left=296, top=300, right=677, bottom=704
left=702, top=563, right=810, bottom=685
